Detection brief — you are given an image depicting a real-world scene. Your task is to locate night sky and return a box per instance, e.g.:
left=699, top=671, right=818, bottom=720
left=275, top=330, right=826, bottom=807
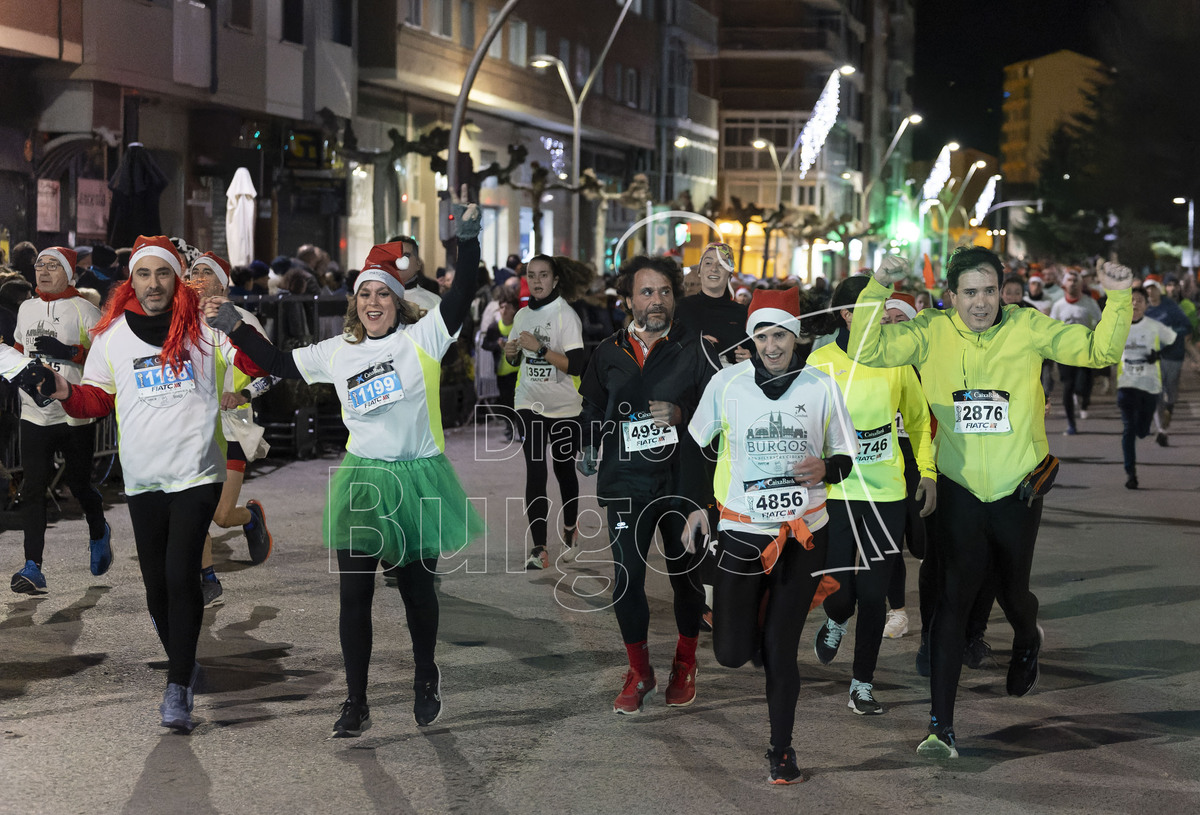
left=911, top=0, right=1109, bottom=159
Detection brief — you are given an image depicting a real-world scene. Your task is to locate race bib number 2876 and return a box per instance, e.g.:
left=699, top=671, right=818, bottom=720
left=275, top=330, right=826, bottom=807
left=952, top=389, right=1011, bottom=434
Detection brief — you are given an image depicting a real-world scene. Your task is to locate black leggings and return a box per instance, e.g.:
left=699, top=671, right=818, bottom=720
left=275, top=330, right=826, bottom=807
left=888, top=437, right=928, bottom=610
left=712, top=526, right=827, bottom=752
left=930, top=477, right=1042, bottom=730
left=20, top=420, right=106, bottom=563
left=127, top=483, right=221, bottom=686
left=606, top=500, right=704, bottom=644
left=822, top=499, right=906, bottom=683
left=517, top=410, right=580, bottom=551
left=337, top=549, right=440, bottom=700
left=1058, top=363, right=1093, bottom=428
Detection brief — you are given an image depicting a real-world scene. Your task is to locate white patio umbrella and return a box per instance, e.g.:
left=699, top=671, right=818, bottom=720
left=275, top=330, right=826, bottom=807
left=225, top=167, right=257, bottom=266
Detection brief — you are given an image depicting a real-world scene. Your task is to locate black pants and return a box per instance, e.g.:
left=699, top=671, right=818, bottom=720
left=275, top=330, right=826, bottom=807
left=518, top=410, right=580, bottom=551
left=606, top=499, right=704, bottom=644
left=889, top=437, right=928, bottom=610
left=127, top=483, right=221, bottom=686
left=1058, top=363, right=1093, bottom=429
left=20, top=420, right=106, bottom=563
left=712, top=527, right=827, bottom=752
left=1117, top=387, right=1157, bottom=474
left=337, top=549, right=440, bottom=700
left=930, top=477, right=1042, bottom=730
left=822, top=499, right=906, bottom=683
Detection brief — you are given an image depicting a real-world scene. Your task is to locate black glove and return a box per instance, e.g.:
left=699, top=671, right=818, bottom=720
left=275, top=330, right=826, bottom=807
left=1147, top=348, right=1160, bottom=364
left=11, top=362, right=55, bottom=407
left=206, top=301, right=244, bottom=335
left=576, top=445, right=599, bottom=477
left=33, top=335, right=76, bottom=361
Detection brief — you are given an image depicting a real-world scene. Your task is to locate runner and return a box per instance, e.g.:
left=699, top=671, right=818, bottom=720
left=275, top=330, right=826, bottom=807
left=9, top=247, right=111, bottom=594
left=204, top=196, right=485, bottom=737
left=504, top=255, right=588, bottom=569
left=1049, top=270, right=1101, bottom=435
left=184, top=252, right=276, bottom=607
left=849, top=247, right=1132, bottom=759
left=1116, top=286, right=1176, bottom=489
left=576, top=255, right=714, bottom=716
left=42, top=235, right=267, bottom=733
left=807, top=277, right=936, bottom=715
left=687, top=287, right=857, bottom=783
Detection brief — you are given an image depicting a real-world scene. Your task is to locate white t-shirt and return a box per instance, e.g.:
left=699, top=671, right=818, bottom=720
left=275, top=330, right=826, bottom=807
left=404, top=285, right=442, bottom=314
left=292, top=307, right=458, bottom=461
left=511, top=297, right=583, bottom=417
left=0, top=343, right=30, bottom=379
left=15, top=295, right=101, bottom=426
left=1118, top=317, right=1177, bottom=394
left=689, top=360, right=857, bottom=536
left=83, top=318, right=238, bottom=495
left=1049, top=295, right=1102, bottom=329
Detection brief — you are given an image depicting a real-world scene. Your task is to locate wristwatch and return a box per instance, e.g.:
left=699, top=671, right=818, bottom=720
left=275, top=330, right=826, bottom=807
left=535, top=343, right=548, bottom=358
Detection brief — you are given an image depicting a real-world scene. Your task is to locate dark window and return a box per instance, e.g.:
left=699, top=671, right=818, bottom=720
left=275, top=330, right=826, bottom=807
left=332, top=0, right=352, bottom=45
left=229, top=0, right=252, bottom=30
left=282, top=0, right=304, bottom=43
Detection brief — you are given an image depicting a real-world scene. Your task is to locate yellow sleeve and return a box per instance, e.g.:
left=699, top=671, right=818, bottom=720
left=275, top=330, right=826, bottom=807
left=896, top=365, right=936, bottom=481
left=848, top=276, right=929, bottom=368
left=1033, top=288, right=1132, bottom=367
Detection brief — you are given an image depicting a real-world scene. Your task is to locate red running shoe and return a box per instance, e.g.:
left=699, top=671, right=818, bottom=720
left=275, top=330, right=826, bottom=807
left=665, top=660, right=697, bottom=707
left=613, top=670, right=656, bottom=714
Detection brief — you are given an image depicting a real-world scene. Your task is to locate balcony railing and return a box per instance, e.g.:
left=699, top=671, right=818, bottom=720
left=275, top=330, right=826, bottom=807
left=720, top=27, right=838, bottom=56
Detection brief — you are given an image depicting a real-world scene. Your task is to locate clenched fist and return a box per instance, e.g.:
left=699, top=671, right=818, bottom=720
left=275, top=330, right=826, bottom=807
left=873, top=254, right=910, bottom=287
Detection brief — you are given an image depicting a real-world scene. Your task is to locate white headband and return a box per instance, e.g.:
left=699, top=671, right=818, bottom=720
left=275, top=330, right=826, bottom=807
left=885, top=298, right=917, bottom=320
left=746, top=307, right=802, bottom=338
left=353, top=270, right=406, bottom=300
left=130, top=246, right=183, bottom=278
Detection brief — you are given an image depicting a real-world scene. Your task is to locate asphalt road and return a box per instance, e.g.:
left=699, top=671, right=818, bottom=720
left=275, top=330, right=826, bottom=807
left=2, top=378, right=1199, bottom=814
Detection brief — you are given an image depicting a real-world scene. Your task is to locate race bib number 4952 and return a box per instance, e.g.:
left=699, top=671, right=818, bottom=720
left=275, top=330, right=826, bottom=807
left=952, top=389, right=1011, bottom=434
left=621, top=415, right=678, bottom=452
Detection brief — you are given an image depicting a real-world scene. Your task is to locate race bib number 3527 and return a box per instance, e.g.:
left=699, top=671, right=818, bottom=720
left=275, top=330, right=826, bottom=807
left=952, top=389, right=1011, bottom=434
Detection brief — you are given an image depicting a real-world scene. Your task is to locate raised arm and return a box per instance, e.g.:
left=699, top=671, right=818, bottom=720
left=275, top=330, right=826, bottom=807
left=438, top=197, right=483, bottom=335
left=848, top=260, right=928, bottom=368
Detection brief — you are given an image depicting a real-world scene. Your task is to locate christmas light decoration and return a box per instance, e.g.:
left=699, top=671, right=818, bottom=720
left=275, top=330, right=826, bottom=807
left=797, top=70, right=842, bottom=179
left=921, top=144, right=955, bottom=202
left=973, top=175, right=999, bottom=225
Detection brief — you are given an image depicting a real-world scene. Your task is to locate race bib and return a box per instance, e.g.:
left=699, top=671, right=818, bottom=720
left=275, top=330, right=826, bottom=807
left=346, top=361, right=403, bottom=414
left=622, top=415, right=678, bottom=452
left=952, top=389, right=1011, bottom=434
left=523, top=359, right=555, bottom=383
left=1123, top=360, right=1146, bottom=378
left=133, top=355, right=196, bottom=407
left=856, top=423, right=894, bottom=464
left=743, top=476, right=808, bottom=522
left=31, top=354, right=67, bottom=374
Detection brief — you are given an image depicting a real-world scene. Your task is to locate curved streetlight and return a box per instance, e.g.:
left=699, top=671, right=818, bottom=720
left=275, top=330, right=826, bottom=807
left=941, top=160, right=987, bottom=261
left=861, top=113, right=922, bottom=228
left=751, top=138, right=783, bottom=206
left=528, top=54, right=581, bottom=253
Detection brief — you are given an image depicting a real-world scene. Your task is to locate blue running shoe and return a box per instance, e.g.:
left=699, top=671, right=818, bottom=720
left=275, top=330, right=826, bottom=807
left=90, top=522, right=113, bottom=576
left=11, top=560, right=47, bottom=594
left=160, top=683, right=195, bottom=732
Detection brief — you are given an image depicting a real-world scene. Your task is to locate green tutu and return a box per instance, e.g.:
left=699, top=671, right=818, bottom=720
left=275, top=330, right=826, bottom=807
left=324, top=452, right=484, bottom=567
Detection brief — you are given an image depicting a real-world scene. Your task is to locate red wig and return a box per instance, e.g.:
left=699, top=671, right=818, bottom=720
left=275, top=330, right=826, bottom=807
left=92, top=278, right=207, bottom=374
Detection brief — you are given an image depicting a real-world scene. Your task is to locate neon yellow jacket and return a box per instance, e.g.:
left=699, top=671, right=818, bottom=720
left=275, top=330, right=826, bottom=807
left=808, top=336, right=936, bottom=502
left=849, top=277, right=1131, bottom=502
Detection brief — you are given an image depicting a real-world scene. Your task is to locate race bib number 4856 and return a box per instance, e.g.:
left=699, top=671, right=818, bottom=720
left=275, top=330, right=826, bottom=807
left=952, top=389, right=1011, bottom=434
left=743, top=476, right=808, bottom=522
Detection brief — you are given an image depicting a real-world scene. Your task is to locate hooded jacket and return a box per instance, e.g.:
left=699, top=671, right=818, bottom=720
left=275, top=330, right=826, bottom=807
left=848, top=276, right=1130, bottom=502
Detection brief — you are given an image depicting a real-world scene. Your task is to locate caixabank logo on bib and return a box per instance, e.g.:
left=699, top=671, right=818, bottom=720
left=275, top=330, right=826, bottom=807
left=745, top=411, right=809, bottom=474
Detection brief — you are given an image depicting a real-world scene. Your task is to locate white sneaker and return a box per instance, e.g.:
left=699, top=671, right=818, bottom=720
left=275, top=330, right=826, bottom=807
left=1079, top=408, right=1088, bottom=419
left=883, top=608, right=909, bottom=639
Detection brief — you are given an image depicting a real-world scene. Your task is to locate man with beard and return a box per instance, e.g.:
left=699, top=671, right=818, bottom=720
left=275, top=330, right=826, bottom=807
left=577, top=255, right=716, bottom=715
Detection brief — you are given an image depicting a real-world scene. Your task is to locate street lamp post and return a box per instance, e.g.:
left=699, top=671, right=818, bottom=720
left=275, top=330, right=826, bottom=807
left=941, top=160, right=987, bottom=262
left=1174, top=197, right=1195, bottom=277
left=752, top=138, right=783, bottom=207
left=861, top=113, right=922, bottom=228
left=528, top=0, right=635, bottom=258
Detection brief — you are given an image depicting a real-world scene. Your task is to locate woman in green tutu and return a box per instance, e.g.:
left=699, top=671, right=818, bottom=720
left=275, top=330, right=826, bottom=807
left=203, top=197, right=485, bottom=737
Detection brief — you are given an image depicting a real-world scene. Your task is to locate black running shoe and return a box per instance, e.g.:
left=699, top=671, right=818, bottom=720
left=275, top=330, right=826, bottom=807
left=765, top=746, right=803, bottom=784
left=1007, top=626, right=1043, bottom=697
left=963, top=635, right=993, bottom=669
left=244, top=500, right=273, bottom=564
left=814, top=618, right=846, bottom=665
left=414, top=665, right=442, bottom=726
left=333, top=698, right=370, bottom=737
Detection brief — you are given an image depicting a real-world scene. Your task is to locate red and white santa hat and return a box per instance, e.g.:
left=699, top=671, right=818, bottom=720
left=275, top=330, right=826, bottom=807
left=353, top=242, right=410, bottom=299
left=885, top=291, right=918, bottom=320
left=746, top=287, right=803, bottom=337
left=130, top=235, right=184, bottom=278
left=1027, top=274, right=1044, bottom=285
left=36, top=247, right=77, bottom=280
left=1143, top=273, right=1163, bottom=290
left=189, top=251, right=231, bottom=287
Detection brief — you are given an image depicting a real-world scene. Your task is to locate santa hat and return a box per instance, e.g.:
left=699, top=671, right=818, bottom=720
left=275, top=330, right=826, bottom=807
left=353, top=241, right=411, bottom=299
left=36, top=247, right=77, bottom=280
left=735, top=286, right=750, bottom=298
left=885, top=291, right=918, bottom=320
left=130, top=235, right=184, bottom=278
left=702, top=242, right=735, bottom=272
left=746, top=287, right=803, bottom=337
left=1028, top=275, right=1044, bottom=285
left=190, top=252, right=231, bottom=287
left=1143, top=273, right=1163, bottom=290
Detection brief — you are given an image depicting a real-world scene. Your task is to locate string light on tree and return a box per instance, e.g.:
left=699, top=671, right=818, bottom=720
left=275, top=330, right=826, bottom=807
left=921, top=142, right=959, bottom=202
left=973, top=174, right=1000, bottom=226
